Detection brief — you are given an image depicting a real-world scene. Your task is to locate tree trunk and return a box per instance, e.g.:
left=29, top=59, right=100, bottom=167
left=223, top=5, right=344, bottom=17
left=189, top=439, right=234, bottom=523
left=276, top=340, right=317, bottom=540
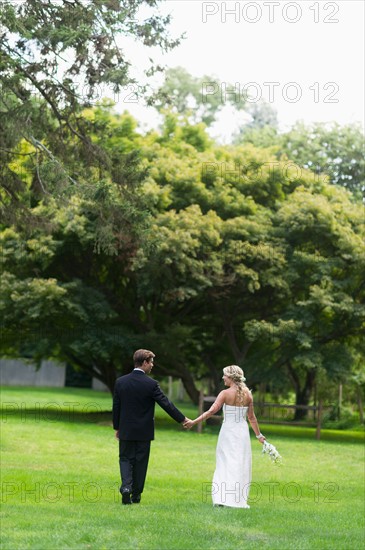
left=224, top=319, right=252, bottom=365
left=155, top=358, right=200, bottom=405
left=101, top=363, right=118, bottom=394
left=294, top=369, right=317, bottom=421
left=286, top=361, right=316, bottom=421
left=180, top=371, right=200, bottom=405
left=67, top=354, right=117, bottom=394
left=202, top=354, right=221, bottom=396
left=90, top=363, right=117, bottom=394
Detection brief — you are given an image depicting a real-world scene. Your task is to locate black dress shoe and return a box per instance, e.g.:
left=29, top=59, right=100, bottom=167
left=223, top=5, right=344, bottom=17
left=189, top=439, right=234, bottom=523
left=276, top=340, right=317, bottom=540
left=131, top=494, right=141, bottom=504
left=121, top=491, right=132, bottom=505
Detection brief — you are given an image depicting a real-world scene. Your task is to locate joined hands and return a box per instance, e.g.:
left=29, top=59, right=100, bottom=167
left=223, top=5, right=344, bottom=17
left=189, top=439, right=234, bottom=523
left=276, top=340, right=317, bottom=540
left=182, top=418, right=195, bottom=430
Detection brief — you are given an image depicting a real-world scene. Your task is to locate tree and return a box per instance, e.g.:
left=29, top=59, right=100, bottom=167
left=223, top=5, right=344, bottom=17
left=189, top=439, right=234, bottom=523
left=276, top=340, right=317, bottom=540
left=133, top=125, right=365, bottom=409
left=244, top=183, right=365, bottom=417
left=0, top=105, right=215, bottom=398
left=234, top=100, right=279, bottom=147
left=1, top=107, right=364, bottom=407
left=0, top=103, right=151, bottom=392
left=0, top=0, right=181, bottom=225
left=236, top=117, right=364, bottom=200
left=151, top=66, right=247, bottom=126
left=279, top=122, right=365, bottom=199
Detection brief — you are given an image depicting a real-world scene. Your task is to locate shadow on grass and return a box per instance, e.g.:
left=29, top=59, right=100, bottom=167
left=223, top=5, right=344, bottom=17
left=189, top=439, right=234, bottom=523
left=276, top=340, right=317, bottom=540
left=1, top=406, right=190, bottom=429
left=1, top=406, right=112, bottom=425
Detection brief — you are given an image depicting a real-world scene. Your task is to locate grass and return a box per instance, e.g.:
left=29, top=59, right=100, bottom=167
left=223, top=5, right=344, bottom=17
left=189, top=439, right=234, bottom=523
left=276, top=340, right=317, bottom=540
left=1, top=387, right=364, bottom=550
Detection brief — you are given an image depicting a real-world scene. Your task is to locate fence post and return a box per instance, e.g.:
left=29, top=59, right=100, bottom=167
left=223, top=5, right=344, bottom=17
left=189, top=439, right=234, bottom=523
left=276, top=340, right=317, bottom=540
left=357, top=388, right=364, bottom=424
left=338, top=383, right=343, bottom=420
left=197, top=389, right=204, bottom=434
left=315, top=399, right=323, bottom=440
left=168, top=376, right=173, bottom=400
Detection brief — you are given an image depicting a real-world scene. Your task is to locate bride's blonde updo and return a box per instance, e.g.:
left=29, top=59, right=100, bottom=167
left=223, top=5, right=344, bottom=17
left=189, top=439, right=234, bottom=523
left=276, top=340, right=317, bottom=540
left=223, top=365, right=248, bottom=404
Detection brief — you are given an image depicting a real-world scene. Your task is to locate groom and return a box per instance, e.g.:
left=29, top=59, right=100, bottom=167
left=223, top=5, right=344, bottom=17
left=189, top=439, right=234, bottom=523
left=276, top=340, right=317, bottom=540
left=112, top=349, right=190, bottom=504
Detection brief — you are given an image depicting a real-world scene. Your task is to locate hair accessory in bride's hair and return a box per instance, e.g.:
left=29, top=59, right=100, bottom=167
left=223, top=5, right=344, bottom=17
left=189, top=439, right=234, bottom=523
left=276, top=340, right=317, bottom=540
left=224, top=365, right=246, bottom=382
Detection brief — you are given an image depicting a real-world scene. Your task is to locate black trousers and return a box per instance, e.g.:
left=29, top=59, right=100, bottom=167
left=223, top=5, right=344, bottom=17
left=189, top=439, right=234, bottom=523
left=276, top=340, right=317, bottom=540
left=119, top=440, right=151, bottom=495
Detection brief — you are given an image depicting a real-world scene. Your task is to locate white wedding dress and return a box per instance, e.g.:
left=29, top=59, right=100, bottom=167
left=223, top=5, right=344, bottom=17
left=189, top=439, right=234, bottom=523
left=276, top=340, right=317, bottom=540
left=212, top=404, right=252, bottom=508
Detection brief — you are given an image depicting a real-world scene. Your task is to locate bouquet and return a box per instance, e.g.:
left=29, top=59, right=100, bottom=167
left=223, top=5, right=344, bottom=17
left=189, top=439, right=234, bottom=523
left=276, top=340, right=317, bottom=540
left=262, top=440, right=282, bottom=464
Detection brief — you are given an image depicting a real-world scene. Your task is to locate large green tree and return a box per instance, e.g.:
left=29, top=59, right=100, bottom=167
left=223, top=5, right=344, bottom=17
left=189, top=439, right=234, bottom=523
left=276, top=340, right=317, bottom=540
left=237, top=120, right=365, bottom=200
left=135, top=123, right=365, bottom=411
left=279, top=122, right=365, bottom=198
left=0, top=103, right=159, bottom=391
left=1, top=106, right=364, bottom=409
left=152, top=66, right=247, bottom=126
left=0, top=0, right=181, bottom=227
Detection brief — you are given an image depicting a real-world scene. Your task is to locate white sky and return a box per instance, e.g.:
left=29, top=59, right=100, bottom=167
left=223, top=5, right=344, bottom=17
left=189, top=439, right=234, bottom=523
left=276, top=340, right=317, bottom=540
left=112, top=0, right=365, bottom=141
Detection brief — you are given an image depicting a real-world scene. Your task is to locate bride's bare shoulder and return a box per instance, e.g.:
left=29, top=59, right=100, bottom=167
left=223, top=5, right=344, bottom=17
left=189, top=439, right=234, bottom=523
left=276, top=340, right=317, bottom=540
left=217, top=388, right=233, bottom=405
left=216, top=388, right=231, bottom=403
left=215, top=389, right=229, bottom=404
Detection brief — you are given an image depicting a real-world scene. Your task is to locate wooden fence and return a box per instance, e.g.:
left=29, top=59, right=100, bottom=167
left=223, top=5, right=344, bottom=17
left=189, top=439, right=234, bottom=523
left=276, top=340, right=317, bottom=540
left=197, top=390, right=330, bottom=440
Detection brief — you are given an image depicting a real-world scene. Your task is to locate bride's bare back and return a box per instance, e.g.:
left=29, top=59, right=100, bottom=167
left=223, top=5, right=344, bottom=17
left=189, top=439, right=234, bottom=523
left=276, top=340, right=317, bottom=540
left=222, top=386, right=252, bottom=407
left=203, top=385, right=258, bottom=432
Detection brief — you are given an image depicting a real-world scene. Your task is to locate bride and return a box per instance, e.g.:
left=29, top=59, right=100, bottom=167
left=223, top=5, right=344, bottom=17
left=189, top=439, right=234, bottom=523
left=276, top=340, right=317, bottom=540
left=185, top=365, right=265, bottom=508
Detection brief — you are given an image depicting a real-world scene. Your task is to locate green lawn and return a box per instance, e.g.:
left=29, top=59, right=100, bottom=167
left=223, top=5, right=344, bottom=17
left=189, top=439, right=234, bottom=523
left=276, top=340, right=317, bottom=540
left=1, top=387, right=364, bottom=549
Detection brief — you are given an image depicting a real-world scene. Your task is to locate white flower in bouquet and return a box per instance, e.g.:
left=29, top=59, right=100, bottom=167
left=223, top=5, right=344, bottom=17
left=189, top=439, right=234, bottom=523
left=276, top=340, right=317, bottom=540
left=262, top=440, right=282, bottom=464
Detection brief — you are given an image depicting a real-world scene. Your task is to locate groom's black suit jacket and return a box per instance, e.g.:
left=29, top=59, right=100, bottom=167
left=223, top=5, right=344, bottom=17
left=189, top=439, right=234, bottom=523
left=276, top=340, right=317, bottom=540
left=112, top=369, right=185, bottom=441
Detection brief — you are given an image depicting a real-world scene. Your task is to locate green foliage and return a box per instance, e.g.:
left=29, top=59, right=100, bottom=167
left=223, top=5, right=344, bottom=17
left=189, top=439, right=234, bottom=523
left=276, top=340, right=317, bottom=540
left=133, top=122, right=364, bottom=405
left=1, top=9, right=363, bottom=411
left=152, top=66, right=247, bottom=126
left=237, top=120, right=365, bottom=199
left=0, top=0, right=180, bottom=223
left=279, top=122, right=365, bottom=197
left=234, top=100, right=279, bottom=146
left=1, top=105, right=364, bottom=407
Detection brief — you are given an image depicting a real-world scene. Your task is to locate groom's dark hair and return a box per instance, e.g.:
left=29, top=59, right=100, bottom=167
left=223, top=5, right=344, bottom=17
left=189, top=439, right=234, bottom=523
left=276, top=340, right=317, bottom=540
left=133, top=349, right=155, bottom=367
